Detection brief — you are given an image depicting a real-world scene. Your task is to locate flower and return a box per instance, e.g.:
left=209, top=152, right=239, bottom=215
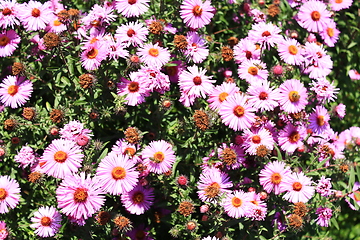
left=39, top=139, right=84, bottom=179
left=222, top=190, right=252, bottom=218
left=309, top=78, right=339, bottom=103
left=180, top=0, right=215, bottom=29
left=319, top=19, right=340, bottom=47
left=283, top=172, right=315, bottom=203
left=243, top=127, right=274, bottom=155
left=121, top=184, right=154, bottom=215
left=308, top=105, right=330, bottom=134
left=346, top=182, right=360, bottom=210
left=332, top=103, right=346, bottom=119
left=278, top=123, right=307, bottom=153
left=14, top=145, right=36, bottom=169
left=59, top=120, right=93, bottom=141
left=0, top=0, right=20, bottom=28
left=184, top=31, right=209, bottom=63
left=137, top=43, right=170, bottom=69
left=233, top=37, right=261, bottom=63
left=115, top=21, right=149, bottom=47
left=0, top=175, right=20, bottom=214
left=219, top=93, right=256, bottom=131
left=303, top=42, right=333, bottom=79
left=316, top=176, right=332, bottom=197
left=297, top=0, right=331, bottom=33
left=80, top=42, right=108, bottom=71
left=277, top=37, right=304, bottom=65
left=259, top=161, right=291, bottom=195
left=56, top=172, right=105, bottom=222
left=238, top=59, right=268, bottom=85
left=17, top=0, right=53, bottom=31
left=277, top=79, right=308, bottom=114
left=0, top=221, right=8, bottom=239
left=142, top=140, right=176, bottom=174
left=207, top=82, right=239, bottom=111
left=315, top=207, right=332, bottom=227
left=30, top=206, right=62, bottom=238
left=217, top=143, right=245, bottom=170
left=95, top=153, right=139, bottom=195
left=247, top=80, right=279, bottom=112
left=117, top=76, right=149, bottom=106
left=248, top=22, right=282, bottom=49
left=0, top=29, right=20, bottom=57
left=329, top=0, right=353, bottom=11
left=349, top=69, right=360, bottom=81
left=0, top=75, right=33, bottom=109
left=115, top=0, right=149, bottom=18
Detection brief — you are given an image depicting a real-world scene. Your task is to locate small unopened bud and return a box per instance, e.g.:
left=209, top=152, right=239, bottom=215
left=355, top=138, right=360, bottom=146
left=76, top=134, right=89, bottom=146
left=177, top=175, right=188, bottom=186
left=272, top=65, right=283, bottom=75
left=50, top=127, right=59, bottom=136
left=200, top=205, right=209, bottom=213
left=248, top=187, right=256, bottom=192
left=259, top=191, right=268, bottom=200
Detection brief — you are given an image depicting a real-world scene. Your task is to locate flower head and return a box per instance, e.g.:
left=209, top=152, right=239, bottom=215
left=259, top=161, right=291, bottom=195
left=0, top=176, right=20, bottom=214
left=0, top=29, right=20, bottom=57
left=277, top=79, right=308, bottom=114
left=0, top=75, right=33, bottom=109
left=30, top=206, right=62, bottom=238
left=222, top=190, right=252, bottom=218
left=115, top=0, right=149, bottom=18
left=180, top=0, right=215, bottom=29
left=283, top=172, right=315, bottom=203
left=142, top=140, right=176, bottom=174
left=121, top=184, right=154, bottom=215
left=137, top=43, right=170, bottom=69
left=297, top=0, right=331, bottom=33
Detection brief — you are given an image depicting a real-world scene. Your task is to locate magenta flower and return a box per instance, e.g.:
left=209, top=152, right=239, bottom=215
left=40, top=139, right=84, bottom=179
left=117, top=76, right=149, bottom=106
left=243, top=127, right=274, bottom=155
left=59, top=120, right=93, bottom=141
left=115, top=0, right=149, bottom=18
left=297, top=0, right=331, bottom=33
left=217, top=142, right=245, bottom=170
left=0, top=75, right=33, bottom=109
left=14, top=145, right=36, bottom=169
left=247, top=80, right=279, bottom=112
left=277, top=37, right=304, bottom=66
left=180, top=0, right=215, bottom=29
left=121, top=184, right=154, bottom=215
left=0, top=221, right=8, bottom=239
left=115, top=21, right=149, bottom=47
left=56, top=172, right=105, bottom=222
left=95, top=153, right=139, bottom=195
left=277, top=79, right=308, bottom=114
left=238, top=59, right=268, bottom=85
left=138, top=43, right=170, bottom=69
left=0, top=0, right=20, bottom=28
left=30, top=206, right=62, bottom=238
left=0, top=175, right=20, bottom=214
left=308, top=105, right=330, bottom=134
left=233, top=37, right=261, bottom=63
left=259, top=161, right=291, bottom=195
left=303, top=42, right=333, bottom=79
left=0, top=29, right=20, bottom=57
left=208, top=82, right=239, bottom=111
left=310, top=78, right=339, bottom=103
left=222, top=190, right=252, bottom=218
left=278, top=123, right=307, bottom=154
left=319, top=19, right=340, bottom=47
left=315, top=207, right=332, bottom=227
left=283, top=172, right=315, bottom=203
left=18, top=0, right=53, bottom=31
left=316, top=176, right=332, bottom=197
left=80, top=42, right=108, bottom=71
left=185, top=31, right=209, bottom=63
left=142, top=140, right=176, bottom=174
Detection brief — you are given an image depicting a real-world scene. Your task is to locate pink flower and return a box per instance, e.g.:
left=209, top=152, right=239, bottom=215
left=332, top=103, right=346, bottom=119
left=316, top=176, right=332, bottom=197
left=217, top=143, right=245, bottom=170
left=115, top=21, right=149, bottom=47
left=0, top=0, right=21, bottom=28
left=0, top=176, right=20, bottom=213
left=14, top=145, right=36, bottom=169
left=137, top=43, right=170, bottom=69
left=0, top=29, right=20, bottom=57
left=59, top=120, right=93, bottom=141
left=115, top=0, right=149, bottom=18
left=277, top=79, right=308, bottom=114
left=303, top=42, right=333, bottom=79
left=184, top=31, right=209, bottom=63
left=247, top=80, right=279, bottom=111
left=248, top=22, right=282, bottom=49
left=329, top=0, right=353, bottom=11
left=233, top=37, right=261, bottom=63
left=208, top=82, right=240, bottom=111
left=310, top=78, right=339, bottom=103
left=80, top=42, right=109, bottom=71
left=319, top=19, right=340, bottom=47
left=222, top=190, right=252, bottom=218
left=297, top=0, right=331, bottom=33
left=277, top=37, right=304, bottom=65
left=349, top=69, right=360, bottom=81
left=142, top=140, right=176, bottom=174
left=117, top=76, right=150, bottom=106
left=121, top=184, right=154, bottom=215
left=180, top=0, right=215, bottom=29
left=308, top=105, right=330, bottom=134
left=18, top=0, right=53, bottom=31
left=243, top=127, right=274, bottom=155
left=0, top=75, right=33, bottom=109
left=315, top=207, right=332, bottom=227
left=30, top=206, right=62, bottom=238
left=259, top=161, right=291, bottom=195
left=278, top=123, right=307, bottom=154
left=238, top=59, right=268, bottom=85
left=0, top=221, right=8, bottom=240
left=283, top=172, right=315, bottom=203
left=346, top=182, right=360, bottom=210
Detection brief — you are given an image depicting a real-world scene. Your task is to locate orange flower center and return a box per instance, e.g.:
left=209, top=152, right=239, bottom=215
left=289, top=131, right=300, bottom=143
left=327, top=28, right=334, bottom=37
left=0, top=188, right=8, bottom=200
left=148, top=48, right=159, bottom=57
left=192, top=5, right=203, bottom=17
left=127, top=29, right=135, bottom=37
left=31, top=8, right=40, bottom=17
left=262, top=31, right=271, bottom=37
left=311, top=11, right=321, bottom=21
left=193, top=76, right=202, bottom=85
left=233, top=105, right=245, bottom=117
left=231, top=196, right=242, bottom=207
left=124, top=147, right=136, bottom=157
left=335, top=0, right=342, bottom=3
left=112, top=166, right=127, bottom=180
left=259, top=91, right=268, bottom=100
left=7, top=85, right=18, bottom=96
left=54, top=151, right=67, bottom=163
left=248, top=66, right=258, bottom=75
left=288, top=91, right=300, bottom=102
left=152, top=151, right=165, bottom=163
left=252, top=135, right=261, bottom=144
left=2, top=8, right=12, bottom=16
left=317, top=115, right=325, bottom=126
left=204, top=182, right=220, bottom=198
left=87, top=48, right=98, bottom=59
left=0, top=36, right=10, bottom=46
left=128, top=82, right=139, bottom=93
left=73, top=188, right=88, bottom=203
left=218, top=92, right=229, bottom=102
left=40, top=216, right=52, bottom=226
left=53, top=19, right=62, bottom=26
left=132, top=191, right=144, bottom=204
left=288, top=45, right=298, bottom=55
left=292, top=182, right=302, bottom=191
left=271, top=173, right=282, bottom=184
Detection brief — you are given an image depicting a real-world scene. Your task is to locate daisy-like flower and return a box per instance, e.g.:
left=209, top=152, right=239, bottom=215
left=315, top=207, right=332, bottom=227
left=80, top=42, right=108, bottom=71
left=184, top=31, right=209, bottom=63
left=282, top=172, right=315, bottom=203
left=242, top=127, right=274, bottom=155
left=332, top=103, right=346, bottom=119
left=107, top=39, right=129, bottom=60
left=111, top=138, right=141, bottom=163
left=39, top=139, right=84, bottom=179
left=319, top=19, right=340, bottom=47
left=0, top=29, right=20, bottom=57
left=219, top=93, right=256, bottom=131
left=96, top=153, right=139, bottom=195
left=82, top=3, right=116, bottom=29
left=316, top=176, right=332, bottom=197
left=222, top=190, right=252, bottom=218
left=117, top=76, right=149, bottom=106
left=142, top=140, right=176, bottom=174
left=115, top=0, right=149, bottom=18
left=297, top=0, right=331, bottom=33
left=0, top=75, right=33, bottom=109
left=329, top=0, right=353, bottom=11
left=248, top=22, right=282, bottom=49
left=308, top=105, right=330, bottom=134
left=349, top=69, right=360, bottom=81
left=121, top=184, right=154, bottom=215
left=277, top=79, right=308, bottom=113
left=217, top=143, right=245, bottom=170
left=278, top=123, right=307, bottom=154
left=59, top=120, right=93, bottom=141
left=346, top=182, right=360, bottom=210
left=259, top=161, right=291, bottom=195
left=197, top=168, right=233, bottom=203
left=56, top=172, right=105, bottom=222
left=0, top=176, right=20, bottom=214
left=46, top=14, right=67, bottom=33
left=208, top=82, right=239, bottom=111
left=14, top=145, right=36, bottom=169
left=247, top=80, right=279, bottom=112
left=180, top=0, right=215, bottom=29
left=0, top=221, right=8, bottom=239
left=277, top=37, right=304, bottom=65
left=134, top=66, right=170, bottom=94
left=17, top=0, right=53, bottom=31
left=137, top=43, right=170, bottom=69
left=238, top=59, right=268, bottom=85
left=303, top=42, right=333, bottom=79
left=179, top=65, right=215, bottom=99
left=310, top=78, right=339, bottom=103
left=0, top=0, right=20, bottom=28
left=115, top=21, right=149, bottom=47
left=233, top=37, right=261, bottom=63
left=30, top=206, right=62, bottom=238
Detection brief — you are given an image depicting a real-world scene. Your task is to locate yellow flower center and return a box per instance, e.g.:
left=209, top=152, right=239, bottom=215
left=54, top=151, right=67, bottom=163
left=112, top=166, right=127, bottom=180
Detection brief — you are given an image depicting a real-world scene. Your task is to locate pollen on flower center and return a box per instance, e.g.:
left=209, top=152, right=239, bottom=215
left=31, top=8, right=41, bottom=17
left=87, top=48, right=98, bottom=59
left=231, top=196, right=242, bottom=207
left=288, top=45, right=298, bottom=55
left=289, top=131, right=300, bottom=143
left=193, top=76, right=202, bottom=85
left=0, top=188, right=8, bottom=200
left=327, top=28, right=334, bottom=37
left=128, top=82, right=140, bottom=93
left=148, top=48, right=159, bottom=57
left=311, top=11, right=321, bottom=21
left=252, top=135, right=261, bottom=144
left=259, top=91, right=268, bottom=100
left=53, top=19, right=62, bottom=26
left=271, top=173, right=282, bottom=184
left=124, top=147, right=136, bottom=157
left=112, top=166, right=127, bottom=180
left=73, top=188, right=88, bottom=203
left=288, top=91, right=300, bottom=102
left=152, top=151, right=165, bottom=163
left=192, top=5, right=203, bottom=17
left=317, top=115, right=325, bottom=126
left=248, top=66, right=258, bottom=75
left=7, top=85, right=19, bottom=96
left=262, top=31, right=271, bottom=37
left=204, top=182, right=220, bottom=198
left=127, top=29, right=135, bottom=37
left=2, top=8, right=12, bottom=16
left=40, top=216, right=52, bottom=226
left=233, top=105, right=245, bottom=117
left=132, top=192, right=144, bottom=204
left=0, top=36, right=10, bottom=46
left=292, top=182, right=303, bottom=191
left=219, top=92, right=229, bottom=102
left=54, top=151, right=67, bottom=163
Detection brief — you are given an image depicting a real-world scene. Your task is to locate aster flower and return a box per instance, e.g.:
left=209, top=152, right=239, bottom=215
left=117, top=76, right=149, bottom=106
left=0, top=0, right=20, bottom=28
left=115, top=21, right=149, bottom=47
left=95, top=153, right=139, bottom=195
left=332, top=103, right=346, bottom=119
left=349, top=69, right=360, bottom=81
left=346, top=182, right=360, bottom=210
left=248, top=22, right=282, bottom=49
left=308, top=105, right=330, bottom=134
left=309, top=78, right=339, bottom=103
left=0, top=29, right=20, bottom=57
left=259, top=161, right=291, bottom=195
left=30, top=206, right=62, bottom=238
left=219, top=93, right=256, bottom=131
left=14, top=145, right=36, bottom=169
left=207, top=82, right=240, bottom=111
left=134, top=66, right=170, bottom=94
left=247, top=80, right=279, bottom=112
left=0, top=176, right=20, bottom=214
left=238, top=59, right=268, bottom=85
left=217, top=143, right=245, bottom=170
left=184, top=31, right=209, bottom=63
left=233, top=37, right=261, bottom=63
left=319, top=19, right=340, bottom=47
left=303, top=42, right=333, bottom=79
left=278, top=123, right=307, bottom=154
left=137, top=43, right=170, bottom=69
left=17, top=0, right=53, bottom=31
left=243, top=127, right=274, bottom=155
left=142, top=140, right=176, bottom=174
left=0, top=221, right=8, bottom=239
left=222, top=190, right=252, bottom=218
left=316, top=176, right=332, bottom=197
left=46, top=14, right=67, bottom=33
left=297, top=0, right=331, bottom=33
left=115, top=0, right=149, bottom=18
left=197, top=168, right=233, bottom=203
left=277, top=79, right=308, bottom=114
left=80, top=42, right=108, bottom=71
left=107, top=39, right=129, bottom=60
left=82, top=3, right=116, bottom=29
left=59, top=120, right=93, bottom=141
left=277, top=37, right=304, bottom=65
left=0, top=75, right=33, bottom=109
left=111, top=138, right=141, bottom=163
left=121, top=184, right=154, bottom=215
left=39, top=139, right=84, bottom=179
left=283, top=172, right=315, bottom=203
left=329, top=0, right=353, bottom=11
left=202, top=237, right=219, bottom=240
left=315, top=207, right=333, bottom=227
left=180, top=0, right=215, bottom=29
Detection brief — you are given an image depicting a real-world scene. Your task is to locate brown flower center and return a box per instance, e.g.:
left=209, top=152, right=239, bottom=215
left=292, top=182, right=302, bottom=191
left=233, top=105, right=245, bottom=117
left=2, top=8, right=12, bottom=16
left=128, top=82, right=139, bottom=93
left=262, top=31, right=271, bottom=37
left=112, top=166, right=127, bottom=180
left=152, top=151, right=165, bottom=163
left=87, top=48, right=98, bottom=59
left=231, top=196, right=242, bottom=207
left=7, top=85, right=18, bottom=96
left=311, top=11, right=321, bottom=21
left=73, top=188, right=88, bottom=202
left=31, top=8, right=41, bottom=17
left=248, top=66, right=258, bottom=75
left=259, top=91, right=268, bottom=100
left=317, top=115, right=325, bottom=126
left=204, top=182, right=220, bottom=198
left=288, top=91, right=300, bottom=102
left=192, top=5, right=202, bottom=17
left=245, top=51, right=252, bottom=59
left=252, top=135, right=261, bottom=144
left=40, top=216, right=52, bottom=226
left=54, top=151, right=67, bottom=163
left=132, top=191, right=144, bottom=204
left=288, top=45, right=298, bottom=55
left=0, top=188, right=8, bottom=200
left=127, top=29, right=135, bottom=37
left=271, top=173, right=282, bottom=184
left=128, top=0, right=137, bottom=4
left=0, top=36, right=10, bottom=47
left=289, top=131, right=300, bottom=143
left=148, top=48, right=159, bottom=57
left=219, top=92, right=229, bottom=102
left=193, top=76, right=202, bottom=85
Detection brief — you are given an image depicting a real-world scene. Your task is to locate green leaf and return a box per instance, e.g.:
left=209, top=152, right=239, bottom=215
left=349, top=166, right=356, bottom=190
left=330, top=217, right=339, bottom=230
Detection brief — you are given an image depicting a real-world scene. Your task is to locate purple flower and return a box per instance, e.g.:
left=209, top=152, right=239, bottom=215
left=316, top=176, right=332, bottom=197
left=0, top=75, right=33, bottom=109
left=315, top=207, right=332, bottom=227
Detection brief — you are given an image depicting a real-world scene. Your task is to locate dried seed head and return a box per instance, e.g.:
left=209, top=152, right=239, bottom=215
left=50, top=109, right=64, bottom=123
left=22, top=107, right=36, bottom=121
left=174, top=35, right=188, bottom=49
left=288, top=214, right=303, bottom=229
left=227, top=37, right=239, bottom=47
left=193, top=110, right=210, bottom=131
left=79, top=73, right=96, bottom=89
left=113, top=215, right=132, bottom=232
left=293, top=202, right=308, bottom=217
left=68, top=9, right=80, bottom=19
left=256, top=145, right=270, bottom=157
left=221, top=46, right=234, bottom=62
left=96, top=211, right=111, bottom=225
left=178, top=201, right=195, bottom=217
left=149, top=21, right=163, bottom=35
left=4, top=119, right=17, bottom=131
left=124, top=127, right=142, bottom=144
left=268, top=4, right=280, bottom=17
left=12, top=62, right=24, bottom=75
left=43, top=32, right=60, bottom=49
left=28, top=171, right=43, bottom=183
